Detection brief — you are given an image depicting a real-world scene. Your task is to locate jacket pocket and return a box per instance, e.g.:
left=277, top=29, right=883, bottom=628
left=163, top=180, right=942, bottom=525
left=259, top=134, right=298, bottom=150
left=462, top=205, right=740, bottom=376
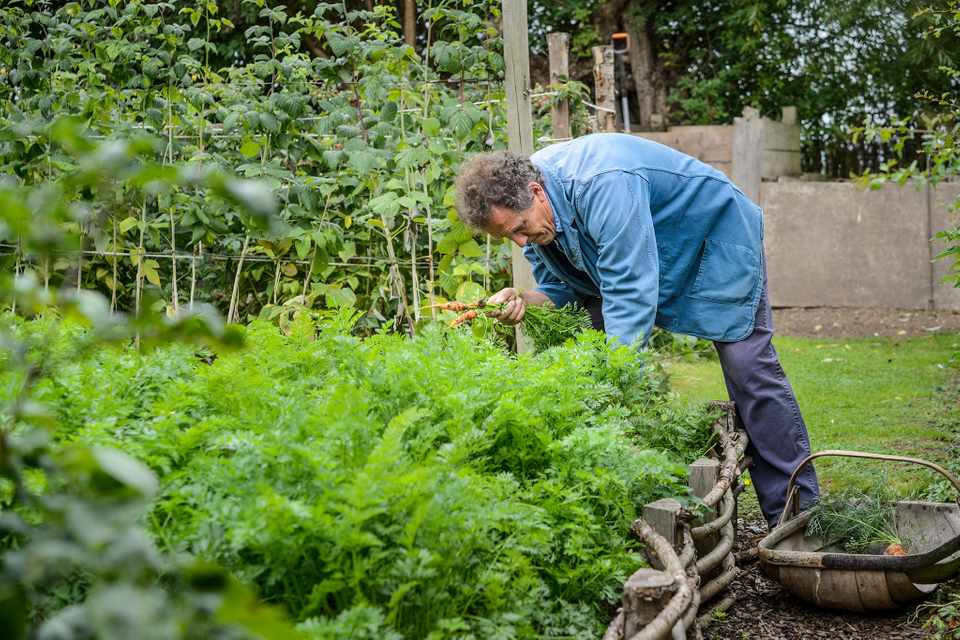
left=689, top=239, right=759, bottom=304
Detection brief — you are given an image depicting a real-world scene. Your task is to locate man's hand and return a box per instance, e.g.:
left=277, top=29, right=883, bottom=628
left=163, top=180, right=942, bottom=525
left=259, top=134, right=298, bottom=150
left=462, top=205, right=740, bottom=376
left=486, top=287, right=551, bottom=325
left=487, top=287, right=526, bottom=325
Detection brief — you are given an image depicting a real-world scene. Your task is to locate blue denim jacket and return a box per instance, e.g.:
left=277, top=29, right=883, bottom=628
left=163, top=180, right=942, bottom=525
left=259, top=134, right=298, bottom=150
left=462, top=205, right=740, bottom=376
left=525, top=133, right=764, bottom=346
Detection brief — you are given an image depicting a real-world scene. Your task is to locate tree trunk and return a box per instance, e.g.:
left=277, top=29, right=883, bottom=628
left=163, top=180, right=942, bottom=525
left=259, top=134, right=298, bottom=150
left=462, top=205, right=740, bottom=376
left=594, top=0, right=671, bottom=130
left=627, top=22, right=656, bottom=129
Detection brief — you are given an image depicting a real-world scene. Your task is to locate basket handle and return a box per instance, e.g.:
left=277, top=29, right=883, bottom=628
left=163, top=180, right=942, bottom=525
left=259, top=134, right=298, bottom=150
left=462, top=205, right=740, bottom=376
left=778, top=449, right=960, bottom=529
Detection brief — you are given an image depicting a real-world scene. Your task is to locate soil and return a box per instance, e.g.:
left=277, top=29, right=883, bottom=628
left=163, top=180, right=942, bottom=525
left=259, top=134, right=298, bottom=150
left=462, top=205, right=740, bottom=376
left=702, top=518, right=930, bottom=640
left=773, top=307, right=960, bottom=338
left=772, top=307, right=960, bottom=339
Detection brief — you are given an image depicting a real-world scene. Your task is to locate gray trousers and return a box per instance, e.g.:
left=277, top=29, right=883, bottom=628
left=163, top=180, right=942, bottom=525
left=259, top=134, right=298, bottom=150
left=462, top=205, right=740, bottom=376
left=713, top=272, right=820, bottom=528
left=581, top=272, right=820, bottom=528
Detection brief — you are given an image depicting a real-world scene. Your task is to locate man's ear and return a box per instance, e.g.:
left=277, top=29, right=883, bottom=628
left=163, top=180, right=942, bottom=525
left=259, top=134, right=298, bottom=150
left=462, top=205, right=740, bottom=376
left=529, top=181, right=544, bottom=200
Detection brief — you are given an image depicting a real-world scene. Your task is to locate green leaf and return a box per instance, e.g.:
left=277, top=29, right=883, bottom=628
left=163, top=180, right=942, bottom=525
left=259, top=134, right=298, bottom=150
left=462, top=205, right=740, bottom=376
left=338, top=241, right=356, bottom=260
left=458, top=239, right=483, bottom=257
left=187, top=37, right=205, bottom=51
left=455, top=280, right=485, bottom=302
left=380, top=101, right=398, bottom=123
left=437, top=233, right=459, bottom=255
left=448, top=108, right=472, bottom=140
left=142, top=259, right=161, bottom=286
left=259, top=112, right=279, bottom=133
left=295, top=238, right=311, bottom=259
left=223, top=112, right=242, bottom=132
left=93, top=448, right=158, bottom=497
left=240, top=139, right=261, bottom=159
left=323, top=150, right=344, bottom=169
left=325, top=286, right=357, bottom=307
left=422, top=117, right=441, bottom=137
left=348, top=150, right=377, bottom=175
left=368, top=193, right=399, bottom=217
left=118, top=216, right=139, bottom=233
left=221, top=179, right=277, bottom=220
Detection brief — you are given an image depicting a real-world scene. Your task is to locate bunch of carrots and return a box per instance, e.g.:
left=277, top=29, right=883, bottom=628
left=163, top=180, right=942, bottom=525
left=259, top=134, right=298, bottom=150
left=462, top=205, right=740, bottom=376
left=428, top=297, right=594, bottom=353
left=428, top=299, right=492, bottom=327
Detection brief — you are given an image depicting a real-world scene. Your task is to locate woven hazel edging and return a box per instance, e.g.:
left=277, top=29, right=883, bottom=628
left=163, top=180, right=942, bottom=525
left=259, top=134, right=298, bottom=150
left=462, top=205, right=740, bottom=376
left=605, top=402, right=748, bottom=639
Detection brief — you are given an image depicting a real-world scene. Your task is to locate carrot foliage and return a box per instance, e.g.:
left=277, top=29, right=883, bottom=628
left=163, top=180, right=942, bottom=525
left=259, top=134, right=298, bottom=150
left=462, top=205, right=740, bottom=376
left=14, top=318, right=716, bottom=638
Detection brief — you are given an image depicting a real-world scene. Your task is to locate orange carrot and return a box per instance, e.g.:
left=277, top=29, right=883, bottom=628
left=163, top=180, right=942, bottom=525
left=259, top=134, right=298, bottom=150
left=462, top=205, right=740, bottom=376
left=884, top=543, right=907, bottom=556
left=450, top=310, right=478, bottom=327
left=428, top=301, right=471, bottom=312
left=429, top=298, right=490, bottom=313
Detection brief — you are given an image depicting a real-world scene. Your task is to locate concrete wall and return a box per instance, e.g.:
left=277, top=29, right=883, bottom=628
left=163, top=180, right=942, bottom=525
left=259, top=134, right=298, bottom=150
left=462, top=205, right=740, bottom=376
left=628, top=106, right=958, bottom=311
left=761, top=181, right=960, bottom=310
left=635, top=125, right=734, bottom=177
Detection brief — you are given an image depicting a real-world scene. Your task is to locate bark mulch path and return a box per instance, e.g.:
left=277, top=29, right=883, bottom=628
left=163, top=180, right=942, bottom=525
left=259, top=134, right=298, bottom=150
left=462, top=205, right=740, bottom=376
left=702, top=518, right=930, bottom=640
left=772, top=307, right=960, bottom=339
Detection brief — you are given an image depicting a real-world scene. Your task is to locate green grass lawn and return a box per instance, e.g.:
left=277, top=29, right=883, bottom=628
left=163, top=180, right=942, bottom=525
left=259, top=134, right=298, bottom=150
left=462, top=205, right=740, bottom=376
left=664, top=334, right=960, bottom=496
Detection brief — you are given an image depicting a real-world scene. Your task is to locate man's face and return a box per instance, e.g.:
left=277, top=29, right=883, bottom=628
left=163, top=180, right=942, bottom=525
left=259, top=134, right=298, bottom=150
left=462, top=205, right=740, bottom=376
left=482, top=182, right=556, bottom=247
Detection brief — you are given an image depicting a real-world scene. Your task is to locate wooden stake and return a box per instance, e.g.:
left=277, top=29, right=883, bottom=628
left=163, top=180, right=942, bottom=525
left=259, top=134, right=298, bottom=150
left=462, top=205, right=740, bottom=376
left=134, top=199, right=147, bottom=350
left=302, top=248, right=314, bottom=300
left=547, top=32, right=571, bottom=139
left=424, top=189, right=436, bottom=320
left=272, top=259, right=282, bottom=305
left=111, top=218, right=118, bottom=313
left=189, top=242, right=198, bottom=311
left=11, top=247, right=20, bottom=315
left=410, top=216, right=420, bottom=323
left=169, top=207, right=178, bottom=314
left=227, top=235, right=249, bottom=323
left=592, top=45, right=616, bottom=132
left=76, top=231, right=83, bottom=293
left=642, top=498, right=682, bottom=567
left=379, top=213, right=414, bottom=334
left=502, top=0, right=536, bottom=352
left=689, top=458, right=721, bottom=519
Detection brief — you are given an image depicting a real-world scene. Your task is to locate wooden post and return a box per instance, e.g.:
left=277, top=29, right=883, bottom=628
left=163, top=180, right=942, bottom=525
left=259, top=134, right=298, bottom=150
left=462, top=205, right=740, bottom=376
left=642, top=498, right=682, bottom=569
left=592, top=45, right=616, bottom=132
left=547, top=32, right=570, bottom=140
left=690, top=458, right=721, bottom=582
left=502, top=0, right=536, bottom=352
left=689, top=458, right=721, bottom=519
left=623, top=569, right=679, bottom=638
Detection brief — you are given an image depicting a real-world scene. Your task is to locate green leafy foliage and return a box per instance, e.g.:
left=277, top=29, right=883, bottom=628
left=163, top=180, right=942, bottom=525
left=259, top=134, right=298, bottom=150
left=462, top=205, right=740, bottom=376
left=519, top=303, right=593, bottom=351
left=647, top=327, right=716, bottom=361
left=852, top=2, right=960, bottom=329
left=0, top=122, right=301, bottom=640
left=12, top=317, right=717, bottom=638
left=0, top=0, right=529, bottom=330
left=805, top=478, right=904, bottom=554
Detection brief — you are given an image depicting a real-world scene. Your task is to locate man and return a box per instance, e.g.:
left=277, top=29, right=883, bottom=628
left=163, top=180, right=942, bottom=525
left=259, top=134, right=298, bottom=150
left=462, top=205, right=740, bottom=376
left=454, top=132, right=819, bottom=528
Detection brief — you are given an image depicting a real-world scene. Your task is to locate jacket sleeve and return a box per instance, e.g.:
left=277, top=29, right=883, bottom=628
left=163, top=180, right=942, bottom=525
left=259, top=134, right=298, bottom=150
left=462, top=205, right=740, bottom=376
left=576, top=171, right=658, bottom=347
left=522, top=245, right=576, bottom=307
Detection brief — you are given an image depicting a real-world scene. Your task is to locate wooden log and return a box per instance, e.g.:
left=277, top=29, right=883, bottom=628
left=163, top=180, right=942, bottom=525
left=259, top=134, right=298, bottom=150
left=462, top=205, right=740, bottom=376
left=547, top=32, right=570, bottom=140
left=622, top=569, right=678, bottom=638
left=592, top=45, right=616, bottom=132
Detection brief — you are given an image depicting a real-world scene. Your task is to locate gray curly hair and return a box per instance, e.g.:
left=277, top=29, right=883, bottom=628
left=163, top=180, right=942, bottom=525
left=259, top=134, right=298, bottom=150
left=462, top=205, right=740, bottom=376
left=455, top=151, right=543, bottom=229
